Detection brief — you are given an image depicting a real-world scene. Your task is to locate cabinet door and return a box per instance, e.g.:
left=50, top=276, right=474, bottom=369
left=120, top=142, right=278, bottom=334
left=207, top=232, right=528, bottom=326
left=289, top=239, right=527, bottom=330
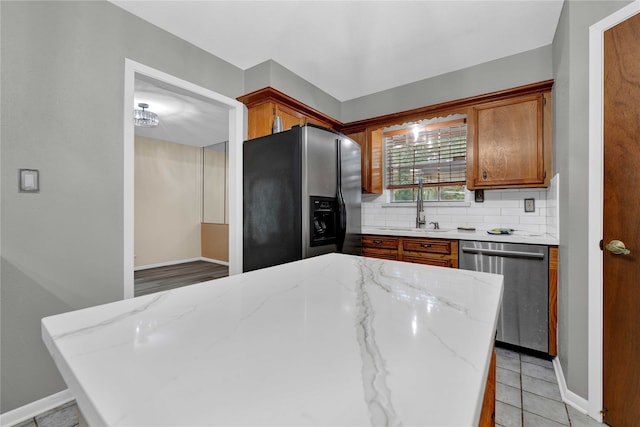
left=275, top=104, right=306, bottom=132
left=247, top=103, right=275, bottom=140
left=246, top=102, right=316, bottom=140
left=345, top=128, right=383, bottom=194
left=470, top=93, right=546, bottom=189
left=368, top=128, right=384, bottom=194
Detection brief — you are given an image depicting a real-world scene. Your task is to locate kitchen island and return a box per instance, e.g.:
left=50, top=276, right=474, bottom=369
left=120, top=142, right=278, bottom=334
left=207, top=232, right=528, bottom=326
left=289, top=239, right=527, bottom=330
left=42, top=253, right=503, bottom=426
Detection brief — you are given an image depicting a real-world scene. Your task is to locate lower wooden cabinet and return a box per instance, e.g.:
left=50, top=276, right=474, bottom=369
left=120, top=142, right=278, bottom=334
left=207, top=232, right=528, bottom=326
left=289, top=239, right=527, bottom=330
left=402, top=238, right=459, bottom=268
left=479, top=348, right=496, bottom=427
left=362, top=235, right=458, bottom=268
left=361, top=235, right=399, bottom=260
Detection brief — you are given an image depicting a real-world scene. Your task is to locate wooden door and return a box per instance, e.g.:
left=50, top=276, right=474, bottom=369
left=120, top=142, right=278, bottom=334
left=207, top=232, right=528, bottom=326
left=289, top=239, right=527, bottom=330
left=602, top=11, right=640, bottom=427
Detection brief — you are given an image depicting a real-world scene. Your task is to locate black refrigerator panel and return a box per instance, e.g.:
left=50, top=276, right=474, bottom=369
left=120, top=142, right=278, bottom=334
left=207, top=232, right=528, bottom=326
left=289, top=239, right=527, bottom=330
left=243, top=128, right=302, bottom=272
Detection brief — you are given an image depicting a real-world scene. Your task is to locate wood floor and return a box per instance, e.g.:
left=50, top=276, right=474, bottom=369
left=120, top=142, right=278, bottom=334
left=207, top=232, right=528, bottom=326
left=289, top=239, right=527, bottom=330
left=134, top=261, right=229, bottom=297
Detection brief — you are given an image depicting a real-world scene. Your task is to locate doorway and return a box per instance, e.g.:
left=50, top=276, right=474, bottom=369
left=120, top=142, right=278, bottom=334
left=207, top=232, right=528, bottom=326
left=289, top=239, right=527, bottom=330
left=588, top=1, right=640, bottom=423
left=123, top=60, right=244, bottom=299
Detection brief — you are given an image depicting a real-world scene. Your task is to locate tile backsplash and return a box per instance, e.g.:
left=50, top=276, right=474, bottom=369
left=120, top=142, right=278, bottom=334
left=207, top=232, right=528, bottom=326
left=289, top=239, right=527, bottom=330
left=362, top=174, right=559, bottom=237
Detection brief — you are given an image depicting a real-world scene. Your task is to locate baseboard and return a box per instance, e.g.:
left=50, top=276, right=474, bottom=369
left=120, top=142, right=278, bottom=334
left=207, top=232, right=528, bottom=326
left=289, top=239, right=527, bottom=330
left=0, top=389, right=74, bottom=427
left=200, top=257, right=229, bottom=266
left=552, top=357, right=598, bottom=420
left=134, top=257, right=229, bottom=271
left=134, top=257, right=203, bottom=271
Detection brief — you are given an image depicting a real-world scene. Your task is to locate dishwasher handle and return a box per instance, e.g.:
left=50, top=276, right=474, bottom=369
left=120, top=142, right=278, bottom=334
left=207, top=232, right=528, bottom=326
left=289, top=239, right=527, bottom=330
left=461, top=247, right=545, bottom=259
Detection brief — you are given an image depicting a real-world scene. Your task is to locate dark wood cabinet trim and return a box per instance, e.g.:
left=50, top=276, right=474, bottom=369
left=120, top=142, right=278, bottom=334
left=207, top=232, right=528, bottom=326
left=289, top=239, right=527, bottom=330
left=237, top=87, right=342, bottom=130
left=479, top=348, right=496, bottom=427
left=339, top=80, right=554, bottom=134
left=237, top=81, right=554, bottom=136
left=548, top=246, right=558, bottom=356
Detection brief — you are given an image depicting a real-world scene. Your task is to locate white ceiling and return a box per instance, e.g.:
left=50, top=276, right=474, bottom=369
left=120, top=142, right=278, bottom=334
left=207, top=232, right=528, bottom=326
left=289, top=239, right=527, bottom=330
left=114, top=0, right=564, bottom=102
left=134, top=74, right=230, bottom=147
left=123, top=0, right=564, bottom=146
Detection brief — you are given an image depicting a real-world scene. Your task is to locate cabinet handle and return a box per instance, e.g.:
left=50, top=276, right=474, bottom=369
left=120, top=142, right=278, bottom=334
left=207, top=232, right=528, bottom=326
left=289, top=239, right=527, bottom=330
left=482, top=171, right=487, bottom=180
left=420, top=243, right=432, bottom=248
left=373, top=240, right=383, bottom=244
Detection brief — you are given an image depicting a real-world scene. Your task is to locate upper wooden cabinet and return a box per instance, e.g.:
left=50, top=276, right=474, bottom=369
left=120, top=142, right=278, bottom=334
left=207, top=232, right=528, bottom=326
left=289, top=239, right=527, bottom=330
left=237, top=87, right=340, bottom=140
left=239, top=81, right=553, bottom=194
left=466, top=90, right=552, bottom=189
left=344, top=128, right=383, bottom=193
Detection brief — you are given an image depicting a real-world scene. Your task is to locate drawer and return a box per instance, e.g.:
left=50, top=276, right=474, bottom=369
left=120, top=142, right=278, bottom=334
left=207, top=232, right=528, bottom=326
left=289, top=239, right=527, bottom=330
left=362, top=247, right=398, bottom=261
left=362, top=235, right=399, bottom=250
left=403, top=238, right=451, bottom=255
left=403, top=255, right=452, bottom=268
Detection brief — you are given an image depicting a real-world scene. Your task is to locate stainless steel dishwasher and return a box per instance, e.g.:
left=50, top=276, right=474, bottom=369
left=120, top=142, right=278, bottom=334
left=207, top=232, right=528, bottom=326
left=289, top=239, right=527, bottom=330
left=459, top=241, right=549, bottom=354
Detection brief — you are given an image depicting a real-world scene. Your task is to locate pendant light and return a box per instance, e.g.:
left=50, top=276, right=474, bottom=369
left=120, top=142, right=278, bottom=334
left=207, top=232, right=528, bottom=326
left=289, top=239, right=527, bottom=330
left=133, top=103, right=159, bottom=127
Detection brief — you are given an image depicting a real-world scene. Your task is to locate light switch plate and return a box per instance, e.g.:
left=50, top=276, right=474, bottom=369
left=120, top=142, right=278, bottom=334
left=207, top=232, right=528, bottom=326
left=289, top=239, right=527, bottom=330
left=19, top=169, right=39, bottom=193
left=524, top=198, right=535, bottom=212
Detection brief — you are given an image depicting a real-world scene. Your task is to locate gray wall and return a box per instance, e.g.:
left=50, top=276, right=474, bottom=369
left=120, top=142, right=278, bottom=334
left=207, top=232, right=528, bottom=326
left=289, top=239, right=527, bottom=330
left=551, top=0, right=632, bottom=400
left=245, top=60, right=342, bottom=121
left=1, top=0, right=243, bottom=412
left=340, top=45, right=554, bottom=122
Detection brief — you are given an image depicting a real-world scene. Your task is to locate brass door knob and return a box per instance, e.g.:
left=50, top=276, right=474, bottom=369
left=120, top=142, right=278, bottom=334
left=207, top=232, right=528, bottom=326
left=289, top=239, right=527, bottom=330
left=605, top=240, right=631, bottom=255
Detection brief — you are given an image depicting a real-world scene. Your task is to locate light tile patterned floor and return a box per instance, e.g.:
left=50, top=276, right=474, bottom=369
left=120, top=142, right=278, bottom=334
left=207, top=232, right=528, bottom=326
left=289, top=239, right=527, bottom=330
left=495, top=347, right=607, bottom=427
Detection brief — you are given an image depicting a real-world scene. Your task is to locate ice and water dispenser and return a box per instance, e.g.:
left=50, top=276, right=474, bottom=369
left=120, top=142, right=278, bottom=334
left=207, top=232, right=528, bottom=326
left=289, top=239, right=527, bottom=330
left=310, top=196, right=337, bottom=247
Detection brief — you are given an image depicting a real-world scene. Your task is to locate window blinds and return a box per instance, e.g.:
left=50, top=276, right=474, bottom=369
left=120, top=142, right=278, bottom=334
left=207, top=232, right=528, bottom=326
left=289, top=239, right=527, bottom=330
left=385, top=119, right=467, bottom=188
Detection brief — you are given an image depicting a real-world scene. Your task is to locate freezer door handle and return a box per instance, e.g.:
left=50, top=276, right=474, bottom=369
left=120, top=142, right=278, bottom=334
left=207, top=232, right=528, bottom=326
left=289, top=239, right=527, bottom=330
left=335, top=139, right=346, bottom=252
left=461, top=247, right=545, bottom=259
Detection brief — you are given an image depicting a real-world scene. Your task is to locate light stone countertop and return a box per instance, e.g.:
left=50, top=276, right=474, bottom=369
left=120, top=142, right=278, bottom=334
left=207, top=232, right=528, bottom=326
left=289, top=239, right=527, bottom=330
left=42, top=253, right=503, bottom=426
left=363, top=226, right=559, bottom=245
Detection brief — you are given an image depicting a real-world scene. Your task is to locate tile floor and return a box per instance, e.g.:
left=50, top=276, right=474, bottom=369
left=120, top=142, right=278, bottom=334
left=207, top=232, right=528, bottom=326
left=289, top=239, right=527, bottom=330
left=11, top=400, right=78, bottom=427
left=11, top=348, right=607, bottom=427
left=495, top=347, right=606, bottom=427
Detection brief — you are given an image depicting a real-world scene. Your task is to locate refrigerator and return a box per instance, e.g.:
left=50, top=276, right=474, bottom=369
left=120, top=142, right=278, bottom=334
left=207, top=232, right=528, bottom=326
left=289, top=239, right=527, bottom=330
left=243, top=124, right=361, bottom=272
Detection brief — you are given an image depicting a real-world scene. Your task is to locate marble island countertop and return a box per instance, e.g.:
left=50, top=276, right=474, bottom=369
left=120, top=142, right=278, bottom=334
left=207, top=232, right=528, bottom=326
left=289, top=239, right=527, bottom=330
left=42, top=253, right=503, bottom=426
left=363, top=226, right=559, bottom=245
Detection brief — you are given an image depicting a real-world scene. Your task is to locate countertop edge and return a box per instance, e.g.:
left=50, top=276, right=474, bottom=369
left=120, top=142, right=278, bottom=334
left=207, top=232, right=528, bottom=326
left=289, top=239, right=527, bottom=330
left=362, top=227, right=559, bottom=245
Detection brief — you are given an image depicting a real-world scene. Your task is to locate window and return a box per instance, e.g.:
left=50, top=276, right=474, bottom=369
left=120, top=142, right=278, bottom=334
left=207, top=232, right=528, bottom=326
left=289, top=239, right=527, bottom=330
left=385, top=118, right=467, bottom=202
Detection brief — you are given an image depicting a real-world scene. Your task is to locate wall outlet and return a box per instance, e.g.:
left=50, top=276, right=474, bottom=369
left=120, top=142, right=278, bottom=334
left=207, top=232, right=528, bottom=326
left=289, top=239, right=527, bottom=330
left=524, top=198, right=535, bottom=212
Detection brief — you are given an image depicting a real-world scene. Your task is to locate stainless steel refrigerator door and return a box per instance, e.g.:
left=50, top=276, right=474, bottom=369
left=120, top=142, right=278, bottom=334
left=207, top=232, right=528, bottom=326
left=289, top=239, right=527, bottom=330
left=459, top=241, right=549, bottom=353
left=340, top=137, right=362, bottom=255
left=302, top=125, right=338, bottom=258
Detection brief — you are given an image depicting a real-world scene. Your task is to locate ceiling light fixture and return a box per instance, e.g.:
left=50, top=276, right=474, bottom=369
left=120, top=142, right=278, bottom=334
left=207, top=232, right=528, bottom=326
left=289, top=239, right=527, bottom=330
left=133, top=103, right=159, bottom=127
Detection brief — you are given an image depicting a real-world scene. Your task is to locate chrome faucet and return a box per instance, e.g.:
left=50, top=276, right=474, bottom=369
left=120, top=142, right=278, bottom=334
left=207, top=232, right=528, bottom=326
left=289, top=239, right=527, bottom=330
left=416, top=177, right=425, bottom=228
left=429, top=221, right=440, bottom=230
